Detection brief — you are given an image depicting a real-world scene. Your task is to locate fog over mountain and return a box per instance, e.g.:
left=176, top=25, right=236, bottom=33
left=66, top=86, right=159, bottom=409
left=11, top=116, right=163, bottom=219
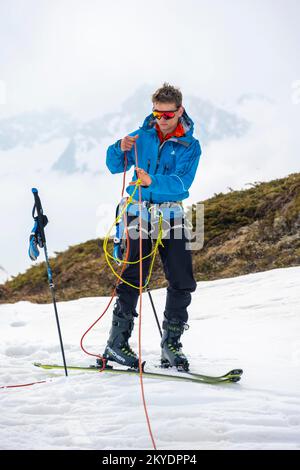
left=0, top=86, right=250, bottom=175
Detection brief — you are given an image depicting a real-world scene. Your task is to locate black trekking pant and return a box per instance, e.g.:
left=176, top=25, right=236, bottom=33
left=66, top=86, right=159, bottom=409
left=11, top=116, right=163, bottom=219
left=116, top=215, right=196, bottom=323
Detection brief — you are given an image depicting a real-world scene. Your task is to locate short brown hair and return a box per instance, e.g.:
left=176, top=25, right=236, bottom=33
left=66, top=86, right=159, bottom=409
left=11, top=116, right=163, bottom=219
left=152, top=82, right=182, bottom=108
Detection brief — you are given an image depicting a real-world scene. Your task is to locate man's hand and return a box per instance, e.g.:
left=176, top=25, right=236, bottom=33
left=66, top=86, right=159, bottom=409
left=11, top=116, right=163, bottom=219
left=129, top=167, right=152, bottom=187
left=121, top=134, right=139, bottom=152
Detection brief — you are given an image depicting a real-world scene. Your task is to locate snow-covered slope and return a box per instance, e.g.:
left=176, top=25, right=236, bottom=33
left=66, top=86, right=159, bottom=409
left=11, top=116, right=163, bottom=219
left=0, top=266, right=299, bottom=450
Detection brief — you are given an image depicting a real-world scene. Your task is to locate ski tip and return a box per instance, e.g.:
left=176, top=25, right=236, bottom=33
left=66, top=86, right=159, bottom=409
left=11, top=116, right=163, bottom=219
left=229, top=369, right=243, bottom=376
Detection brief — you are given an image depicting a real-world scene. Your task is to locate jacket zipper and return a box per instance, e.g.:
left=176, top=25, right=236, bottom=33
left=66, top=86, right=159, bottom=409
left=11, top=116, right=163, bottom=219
left=149, top=141, right=168, bottom=203
left=154, top=141, right=168, bottom=174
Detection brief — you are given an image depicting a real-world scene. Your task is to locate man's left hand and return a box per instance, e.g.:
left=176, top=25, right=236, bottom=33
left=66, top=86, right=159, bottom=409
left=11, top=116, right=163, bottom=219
left=129, top=167, right=152, bottom=187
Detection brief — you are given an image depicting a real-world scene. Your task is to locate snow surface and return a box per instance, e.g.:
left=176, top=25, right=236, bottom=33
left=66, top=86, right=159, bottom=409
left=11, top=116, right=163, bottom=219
left=0, top=266, right=300, bottom=450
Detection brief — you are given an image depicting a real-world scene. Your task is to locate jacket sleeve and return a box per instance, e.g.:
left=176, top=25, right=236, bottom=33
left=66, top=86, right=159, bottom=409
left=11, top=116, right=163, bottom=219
left=106, top=131, right=139, bottom=174
left=148, top=140, right=201, bottom=195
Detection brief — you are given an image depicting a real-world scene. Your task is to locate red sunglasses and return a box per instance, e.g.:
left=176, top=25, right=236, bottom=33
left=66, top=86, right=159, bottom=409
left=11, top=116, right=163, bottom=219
left=152, top=109, right=178, bottom=120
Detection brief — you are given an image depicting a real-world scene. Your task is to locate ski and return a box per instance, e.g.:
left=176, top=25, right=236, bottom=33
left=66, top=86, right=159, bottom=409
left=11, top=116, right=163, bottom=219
left=33, top=362, right=242, bottom=385
left=160, top=366, right=243, bottom=382
left=187, top=368, right=243, bottom=381
left=159, top=359, right=243, bottom=381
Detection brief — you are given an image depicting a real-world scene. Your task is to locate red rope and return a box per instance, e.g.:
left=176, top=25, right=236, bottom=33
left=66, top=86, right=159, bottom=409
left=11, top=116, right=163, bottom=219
left=0, top=380, right=47, bottom=390
left=134, top=143, right=157, bottom=450
left=80, top=143, right=157, bottom=448
left=79, top=154, right=129, bottom=368
left=0, top=156, right=130, bottom=390
left=2, top=149, right=158, bottom=450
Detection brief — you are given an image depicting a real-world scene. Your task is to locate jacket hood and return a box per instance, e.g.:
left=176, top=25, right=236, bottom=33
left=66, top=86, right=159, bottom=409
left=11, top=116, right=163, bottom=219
left=141, top=109, right=195, bottom=139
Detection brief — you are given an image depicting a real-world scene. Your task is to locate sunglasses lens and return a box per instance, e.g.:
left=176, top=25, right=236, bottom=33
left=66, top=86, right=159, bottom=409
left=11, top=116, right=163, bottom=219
left=153, top=111, right=162, bottom=119
left=153, top=111, right=176, bottom=120
left=163, top=112, right=176, bottom=119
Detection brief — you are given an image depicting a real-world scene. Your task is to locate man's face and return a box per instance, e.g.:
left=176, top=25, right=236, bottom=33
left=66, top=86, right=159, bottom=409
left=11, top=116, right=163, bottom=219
left=153, top=101, right=184, bottom=135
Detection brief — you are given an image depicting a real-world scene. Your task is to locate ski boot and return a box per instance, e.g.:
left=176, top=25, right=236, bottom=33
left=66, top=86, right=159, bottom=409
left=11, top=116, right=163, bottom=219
left=160, top=317, right=190, bottom=371
left=102, top=300, right=139, bottom=369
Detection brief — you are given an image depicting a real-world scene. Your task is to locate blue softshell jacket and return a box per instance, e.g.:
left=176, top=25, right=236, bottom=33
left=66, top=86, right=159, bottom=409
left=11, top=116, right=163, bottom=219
left=106, top=109, right=201, bottom=204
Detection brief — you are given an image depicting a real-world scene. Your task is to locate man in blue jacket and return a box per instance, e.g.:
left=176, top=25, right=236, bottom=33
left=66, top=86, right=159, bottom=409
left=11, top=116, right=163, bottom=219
left=103, top=83, right=201, bottom=371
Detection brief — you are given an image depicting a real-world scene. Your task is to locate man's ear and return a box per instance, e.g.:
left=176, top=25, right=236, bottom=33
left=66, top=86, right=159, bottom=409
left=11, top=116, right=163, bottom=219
left=178, top=106, right=184, bottom=117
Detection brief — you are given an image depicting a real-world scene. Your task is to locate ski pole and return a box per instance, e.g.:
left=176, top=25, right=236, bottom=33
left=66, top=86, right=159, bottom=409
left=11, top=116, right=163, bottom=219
left=30, top=188, right=68, bottom=377
left=146, top=285, right=162, bottom=338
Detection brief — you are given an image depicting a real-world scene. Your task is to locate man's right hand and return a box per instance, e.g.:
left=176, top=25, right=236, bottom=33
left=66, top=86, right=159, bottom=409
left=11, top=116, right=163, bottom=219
left=120, top=134, right=139, bottom=152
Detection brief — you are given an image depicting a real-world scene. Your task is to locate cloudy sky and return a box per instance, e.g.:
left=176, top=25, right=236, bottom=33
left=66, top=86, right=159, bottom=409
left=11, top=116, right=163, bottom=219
left=0, top=0, right=299, bottom=277
left=0, top=0, right=299, bottom=117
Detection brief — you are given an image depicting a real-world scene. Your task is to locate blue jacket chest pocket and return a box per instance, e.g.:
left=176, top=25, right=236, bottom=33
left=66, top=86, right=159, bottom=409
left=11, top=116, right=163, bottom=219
left=164, top=156, right=176, bottom=173
left=163, top=163, right=170, bottom=175
left=161, top=149, right=176, bottom=174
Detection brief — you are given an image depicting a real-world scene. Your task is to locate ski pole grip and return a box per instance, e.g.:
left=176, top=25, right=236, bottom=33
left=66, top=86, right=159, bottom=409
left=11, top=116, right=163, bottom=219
left=32, top=188, right=44, bottom=216
left=31, top=187, right=46, bottom=243
left=32, top=187, right=41, bottom=209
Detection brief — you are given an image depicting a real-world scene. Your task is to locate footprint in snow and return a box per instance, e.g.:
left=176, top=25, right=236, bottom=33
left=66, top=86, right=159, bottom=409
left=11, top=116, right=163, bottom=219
left=10, top=321, right=27, bottom=327
left=5, top=344, right=39, bottom=357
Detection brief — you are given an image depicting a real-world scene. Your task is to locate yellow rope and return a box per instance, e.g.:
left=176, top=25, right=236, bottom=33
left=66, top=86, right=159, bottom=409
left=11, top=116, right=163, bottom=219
left=102, top=180, right=164, bottom=290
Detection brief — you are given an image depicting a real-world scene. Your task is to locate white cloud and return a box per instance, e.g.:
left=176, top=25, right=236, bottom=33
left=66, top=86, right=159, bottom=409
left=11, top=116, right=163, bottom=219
left=0, top=80, right=7, bottom=106
left=189, top=96, right=300, bottom=204
left=1, top=0, right=300, bottom=118
left=291, top=80, right=300, bottom=105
